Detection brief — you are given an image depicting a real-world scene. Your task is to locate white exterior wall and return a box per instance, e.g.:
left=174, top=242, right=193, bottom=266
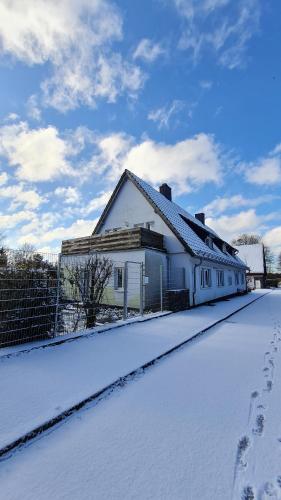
left=98, top=179, right=185, bottom=253
left=193, top=259, right=247, bottom=306
left=98, top=249, right=145, bottom=309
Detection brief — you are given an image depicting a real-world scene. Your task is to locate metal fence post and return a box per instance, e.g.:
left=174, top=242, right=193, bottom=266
left=123, top=261, right=128, bottom=320
left=140, top=262, right=144, bottom=316
left=54, top=253, right=61, bottom=336
left=160, top=264, right=163, bottom=312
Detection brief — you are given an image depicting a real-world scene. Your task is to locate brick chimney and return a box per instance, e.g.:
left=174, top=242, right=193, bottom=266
left=159, top=183, right=172, bottom=201
left=195, top=212, right=205, bottom=225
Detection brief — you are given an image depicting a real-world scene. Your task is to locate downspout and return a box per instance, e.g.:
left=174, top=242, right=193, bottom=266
left=193, top=257, right=203, bottom=306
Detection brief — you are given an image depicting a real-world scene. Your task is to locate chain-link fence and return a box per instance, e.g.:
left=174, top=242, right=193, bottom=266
left=0, top=249, right=188, bottom=348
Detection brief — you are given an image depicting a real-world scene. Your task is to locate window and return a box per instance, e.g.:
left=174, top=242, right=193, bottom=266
left=222, top=243, right=227, bottom=253
left=217, top=270, right=224, bottom=287
left=240, top=272, right=245, bottom=284
left=235, top=271, right=239, bottom=285
left=114, top=267, right=124, bottom=290
left=201, top=268, right=212, bottom=288
left=205, top=236, right=213, bottom=249
left=146, top=221, right=154, bottom=230
left=228, top=274, right=233, bottom=286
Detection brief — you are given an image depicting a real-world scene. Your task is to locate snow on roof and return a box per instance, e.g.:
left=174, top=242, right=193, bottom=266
left=234, top=244, right=265, bottom=273
left=128, top=171, right=247, bottom=269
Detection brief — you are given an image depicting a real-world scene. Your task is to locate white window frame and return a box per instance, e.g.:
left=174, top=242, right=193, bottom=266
left=228, top=273, right=233, bottom=286
left=217, top=270, right=224, bottom=287
left=114, top=266, right=124, bottom=290
left=146, top=221, right=155, bottom=230
left=201, top=268, right=212, bottom=288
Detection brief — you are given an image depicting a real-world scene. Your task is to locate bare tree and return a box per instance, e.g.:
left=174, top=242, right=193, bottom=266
left=63, top=254, right=113, bottom=329
left=277, top=251, right=281, bottom=272
left=231, top=233, right=275, bottom=273
left=264, top=246, right=275, bottom=273
left=231, top=234, right=261, bottom=245
left=0, top=233, right=7, bottom=267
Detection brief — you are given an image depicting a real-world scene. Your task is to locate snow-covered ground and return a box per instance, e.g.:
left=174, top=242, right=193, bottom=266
left=1, top=290, right=281, bottom=499
left=0, top=291, right=266, bottom=451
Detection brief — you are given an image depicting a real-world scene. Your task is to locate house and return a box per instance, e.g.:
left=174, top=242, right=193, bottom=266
left=61, top=169, right=247, bottom=310
left=233, top=243, right=266, bottom=289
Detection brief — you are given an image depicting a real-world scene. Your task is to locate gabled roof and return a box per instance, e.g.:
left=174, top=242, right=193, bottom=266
left=94, top=169, right=247, bottom=269
left=234, top=244, right=265, bottom=274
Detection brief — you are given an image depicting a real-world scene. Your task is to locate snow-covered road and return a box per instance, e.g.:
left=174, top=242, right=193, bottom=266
left=1, top=290, right=281, bottom=499
left=0, top=290, right=265, bottom=450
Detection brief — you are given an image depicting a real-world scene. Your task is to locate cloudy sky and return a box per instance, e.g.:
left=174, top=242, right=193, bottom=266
left=0, top=0, right=280, bottom=255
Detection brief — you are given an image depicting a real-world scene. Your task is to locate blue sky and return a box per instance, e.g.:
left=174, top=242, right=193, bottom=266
left=0, top=0, right=280, bottom=256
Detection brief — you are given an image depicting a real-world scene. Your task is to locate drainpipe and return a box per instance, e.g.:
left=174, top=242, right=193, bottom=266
left=193, top=257, right=203, bottom=306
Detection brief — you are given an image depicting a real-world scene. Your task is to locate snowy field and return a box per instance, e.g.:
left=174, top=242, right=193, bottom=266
left=1, top=290, right=280, bottom=499
left=0, top=291, right=266, bottom=451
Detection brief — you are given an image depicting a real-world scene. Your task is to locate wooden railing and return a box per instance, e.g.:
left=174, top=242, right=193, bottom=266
left=61, top=227, right=165, bottom=255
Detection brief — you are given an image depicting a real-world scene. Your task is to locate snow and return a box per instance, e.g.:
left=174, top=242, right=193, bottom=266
left=0, top=291, right=266, bottom=452
left=129, top=170, right=247, bottom=269
left=0, top=290, right=280, bottom=499
left=234, top=243, right=265, bottom=274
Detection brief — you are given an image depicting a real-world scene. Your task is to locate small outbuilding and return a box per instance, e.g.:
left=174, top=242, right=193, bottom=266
left=234, top=243, right=266, bottom=289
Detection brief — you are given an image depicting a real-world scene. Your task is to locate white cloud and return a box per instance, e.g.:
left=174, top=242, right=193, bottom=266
left=133, top=39, right=165, bottom=63
left=88, top=132, right=223, bottom=194
left=26, top=95, right=42, bottom=121
left=245, top=157, right=281, bottom=185
left=206, top=209, right=263, bottom=242
left=174, top=0, right=261, bottom=69
left=0, top=210, right=34, bottom=230
left=0, top=171, right=8, bottom=185
left=0, top=121, right=73, bottom=181
left=199, top=80, right=213, bottom=90
left=0, top=0, right=144, bottom=112
left=206, top=209, right=279, bottom=243
left=18, top=218, right=98, bottom=245
left=148, top=100, right=186, bottom=129
left=4, top=113, right=19, bottom=122
left=203, top=194, right=279, bottom=216
left=263, top=226, right=281, bottom=256
left=42, top=53, right=145, bottom=112
left=83, top=191, right=111, bottom=215
left=55, top=186, right=80, bottom=205
left=0, top=184, right=44, bottom=209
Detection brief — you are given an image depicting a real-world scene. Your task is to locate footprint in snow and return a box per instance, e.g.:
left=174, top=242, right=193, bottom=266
left=259, top=481, right=279, bottom=499
left=241, top=485, right=255, bottom=499
left=266, top=381, right=273, bottom=392
left=248, top=392, right=259, bottom=423
left=235, top=436, right=250, bottom=475
left=252, top=414, right=265, bottom=436
left=277, top=476, right=281, bottom=488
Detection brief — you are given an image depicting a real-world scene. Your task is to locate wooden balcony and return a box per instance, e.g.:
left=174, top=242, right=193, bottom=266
left=61, top=227, right=165, bottom=255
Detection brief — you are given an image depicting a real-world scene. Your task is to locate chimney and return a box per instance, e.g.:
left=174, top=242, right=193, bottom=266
left=159, top=183, right=172, bottom=201
left=195, top=212, right=205, bottom=225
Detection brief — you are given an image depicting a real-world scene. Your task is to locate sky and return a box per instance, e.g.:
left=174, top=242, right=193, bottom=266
left=0, top=0, right=280, bottom=257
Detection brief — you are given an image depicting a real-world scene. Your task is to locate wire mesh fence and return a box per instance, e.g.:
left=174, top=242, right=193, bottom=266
left=0, top=249, right=188, bottom=348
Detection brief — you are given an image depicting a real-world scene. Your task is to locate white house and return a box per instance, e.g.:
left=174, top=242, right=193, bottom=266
left=234, top=243, right=266, bottom=289
left=62, top=169, right=247, bottom=310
